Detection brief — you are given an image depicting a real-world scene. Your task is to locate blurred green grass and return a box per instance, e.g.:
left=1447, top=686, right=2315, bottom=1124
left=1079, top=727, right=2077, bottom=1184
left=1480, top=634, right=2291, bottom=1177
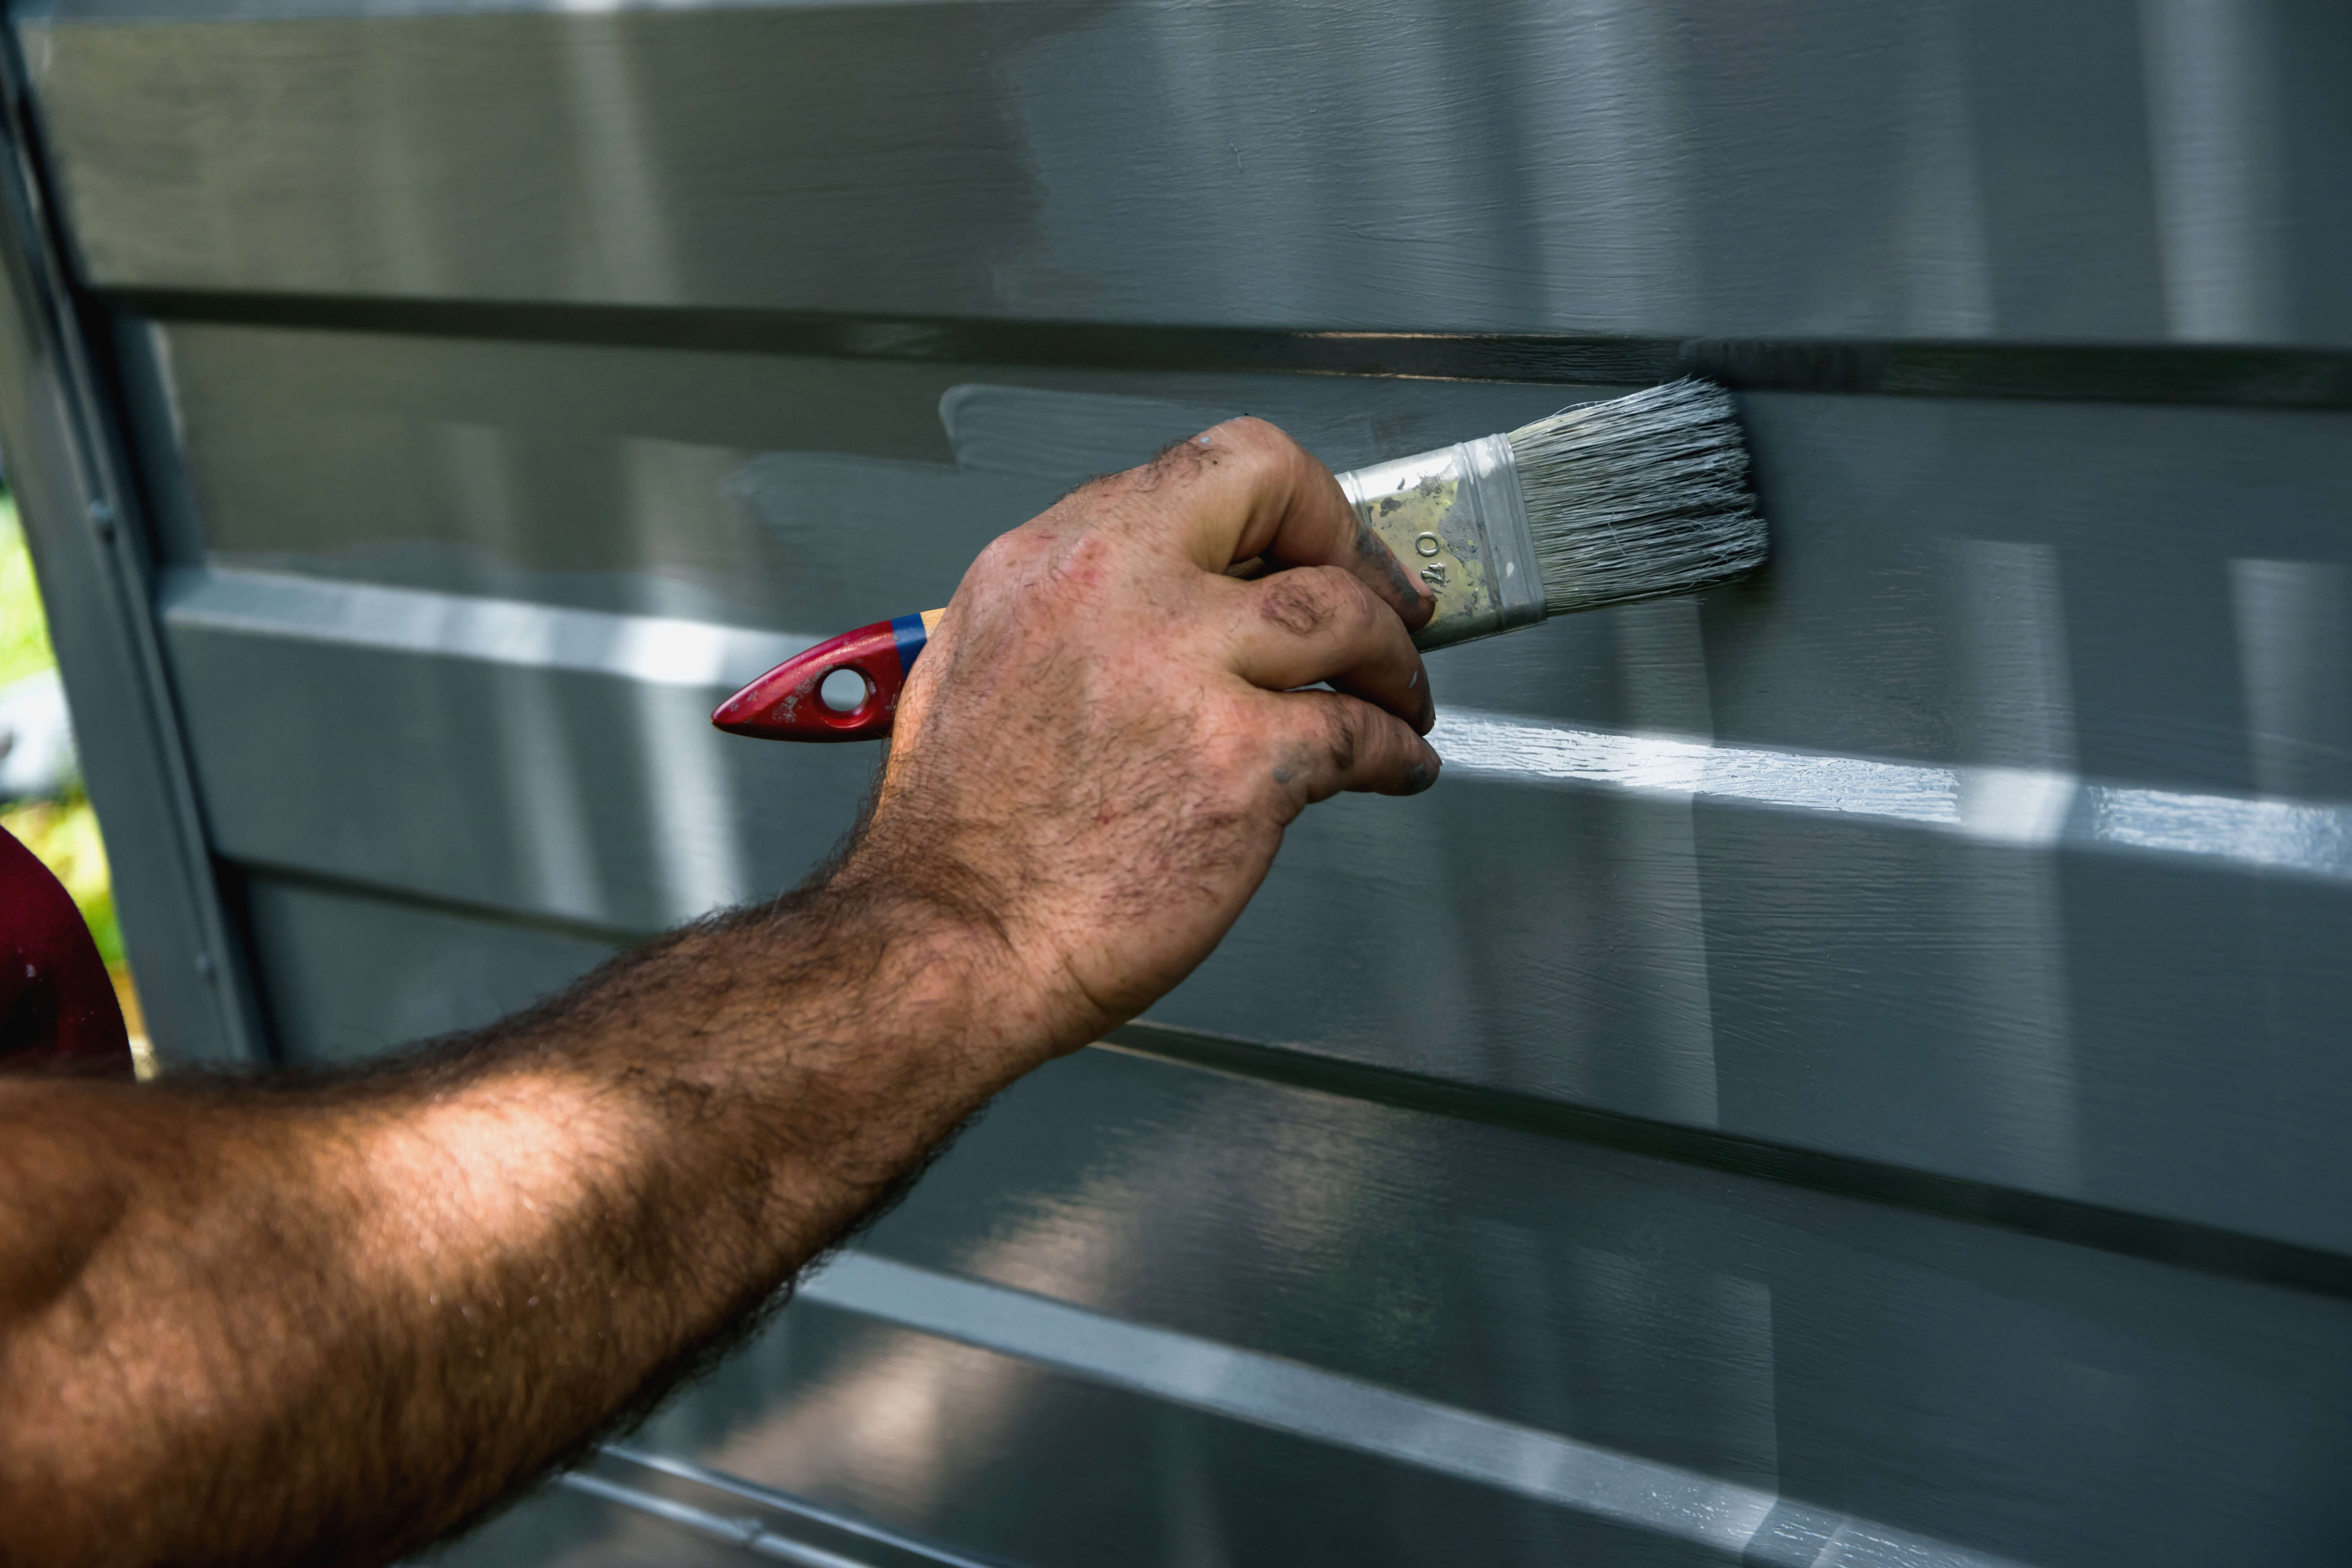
left=0, top=491, right=53, bottom=687
left=2, top=492, right=129, bottom=972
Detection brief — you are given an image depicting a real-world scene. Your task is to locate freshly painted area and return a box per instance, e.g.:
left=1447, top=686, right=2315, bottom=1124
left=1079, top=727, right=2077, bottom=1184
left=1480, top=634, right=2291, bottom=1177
left=1438, top=710, right=2352, bottom=882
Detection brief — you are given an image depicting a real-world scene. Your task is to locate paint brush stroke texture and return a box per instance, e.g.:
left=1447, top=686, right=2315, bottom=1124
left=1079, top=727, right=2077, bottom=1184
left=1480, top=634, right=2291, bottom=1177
left=1437, top=711, right=2352, bottom=878
left=19, top=0, right=2352, bottom=343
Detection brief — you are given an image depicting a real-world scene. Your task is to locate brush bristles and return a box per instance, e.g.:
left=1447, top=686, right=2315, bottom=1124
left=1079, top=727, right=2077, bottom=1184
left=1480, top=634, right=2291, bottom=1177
left=1507, top=379, right=1766, bottom=615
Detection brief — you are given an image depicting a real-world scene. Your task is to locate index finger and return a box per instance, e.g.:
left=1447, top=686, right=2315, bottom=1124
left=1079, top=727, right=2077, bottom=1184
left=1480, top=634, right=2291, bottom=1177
left=1160, top=417, right=1436, bottom=633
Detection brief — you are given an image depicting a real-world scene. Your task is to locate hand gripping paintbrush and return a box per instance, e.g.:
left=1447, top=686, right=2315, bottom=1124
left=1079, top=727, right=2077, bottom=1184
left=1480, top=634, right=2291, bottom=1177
left=711, top=379, right=1765, bottom=741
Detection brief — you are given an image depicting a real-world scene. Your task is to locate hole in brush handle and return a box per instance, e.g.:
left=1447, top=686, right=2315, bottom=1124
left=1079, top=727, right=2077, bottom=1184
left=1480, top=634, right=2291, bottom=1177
left=710, top=619, right=916, bottom=742
left=818, top=666, right=874, bottom=714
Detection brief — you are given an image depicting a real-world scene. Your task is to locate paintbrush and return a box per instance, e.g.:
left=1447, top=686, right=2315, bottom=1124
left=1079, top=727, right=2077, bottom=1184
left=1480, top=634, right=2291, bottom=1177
left=711, top=379, right=1764, bottom=741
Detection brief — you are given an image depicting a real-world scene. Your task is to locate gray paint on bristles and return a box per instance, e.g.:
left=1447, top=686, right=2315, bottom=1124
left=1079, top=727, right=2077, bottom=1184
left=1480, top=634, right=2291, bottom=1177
left=1510, top=379, right=1767, bottom=614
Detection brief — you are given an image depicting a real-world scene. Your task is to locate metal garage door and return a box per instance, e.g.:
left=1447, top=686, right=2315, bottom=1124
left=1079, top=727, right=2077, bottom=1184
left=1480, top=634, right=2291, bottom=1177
left=5, top=2, right=2350, bottom=1562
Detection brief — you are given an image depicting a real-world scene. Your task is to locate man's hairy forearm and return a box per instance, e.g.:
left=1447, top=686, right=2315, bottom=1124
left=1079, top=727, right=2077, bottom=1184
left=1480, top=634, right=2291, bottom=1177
left=0, top=418, right=1444, bottom=1567
left=0, top=878, right=1036, bottom=1567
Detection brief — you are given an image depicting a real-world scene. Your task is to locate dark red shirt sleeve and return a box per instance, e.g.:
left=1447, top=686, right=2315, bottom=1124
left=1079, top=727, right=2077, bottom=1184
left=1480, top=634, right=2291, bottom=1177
left=0, top=822, right=132, bottom=1076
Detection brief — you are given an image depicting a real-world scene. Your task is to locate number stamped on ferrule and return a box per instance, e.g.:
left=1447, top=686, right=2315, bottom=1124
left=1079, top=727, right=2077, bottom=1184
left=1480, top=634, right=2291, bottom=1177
left=1337, top=433, right=1544, bottom=652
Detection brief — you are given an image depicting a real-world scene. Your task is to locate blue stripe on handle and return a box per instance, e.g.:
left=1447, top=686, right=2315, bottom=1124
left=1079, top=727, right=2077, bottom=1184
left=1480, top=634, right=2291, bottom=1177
left=888, top=612, right=930, bottom=672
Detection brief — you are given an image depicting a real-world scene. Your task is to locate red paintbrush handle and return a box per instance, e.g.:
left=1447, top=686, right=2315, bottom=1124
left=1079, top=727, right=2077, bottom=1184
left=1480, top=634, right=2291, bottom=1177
left=711, top=610, right=944, bottom=742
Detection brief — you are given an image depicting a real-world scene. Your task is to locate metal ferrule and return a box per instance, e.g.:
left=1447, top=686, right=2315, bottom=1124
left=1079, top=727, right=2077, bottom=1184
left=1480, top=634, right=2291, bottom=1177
left=1337, top=433, right=1547, bottom=651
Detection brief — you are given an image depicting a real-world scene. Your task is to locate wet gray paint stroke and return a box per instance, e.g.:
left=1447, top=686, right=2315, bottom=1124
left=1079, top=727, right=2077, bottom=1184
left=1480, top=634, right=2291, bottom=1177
left=797, top=1252, right=2029, bottom=1568
left=2230, top=558, right=2352, bottom=800
left=161, top=568, right=2352, bottom=886
left=1434, top=709, right=2352, bottom=885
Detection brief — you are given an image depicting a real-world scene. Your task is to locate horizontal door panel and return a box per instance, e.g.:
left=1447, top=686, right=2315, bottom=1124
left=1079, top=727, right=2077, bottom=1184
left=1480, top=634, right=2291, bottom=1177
left=219, top=882, right=2352, bottom=1564
left=151, top=325, right=2352, bottom=799
left=152, top=330, right=2352, bottom=1249
left=1163, top=764, right=2352, bottom=1256
left=593, top=1046, right=2352, bottom=1568
left=22, top=1, right=2352, bottom=347
left=221, top=808, right=2352, bottom=1565
left=628, top=1304, right=1764, bottom=1568
left=168, top=586, right=857, bottom=933
left=182, top=617, right=2352, bottom=1249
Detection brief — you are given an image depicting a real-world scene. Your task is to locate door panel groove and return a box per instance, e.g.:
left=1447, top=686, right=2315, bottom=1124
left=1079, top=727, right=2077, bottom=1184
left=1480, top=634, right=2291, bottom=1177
left=109, top=290, right=2352, bottom=409
left=1101, top=1023, right=2352, bottom=1302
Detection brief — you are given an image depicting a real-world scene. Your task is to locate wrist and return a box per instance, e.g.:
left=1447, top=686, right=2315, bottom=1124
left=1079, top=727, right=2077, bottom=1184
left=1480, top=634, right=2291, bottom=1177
left=808, top=850, right=1083, bottom=1078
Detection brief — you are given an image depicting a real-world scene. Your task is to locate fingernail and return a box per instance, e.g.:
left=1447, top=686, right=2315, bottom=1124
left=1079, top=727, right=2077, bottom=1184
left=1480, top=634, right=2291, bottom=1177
left=1406, top=759, right=1438, bottom=794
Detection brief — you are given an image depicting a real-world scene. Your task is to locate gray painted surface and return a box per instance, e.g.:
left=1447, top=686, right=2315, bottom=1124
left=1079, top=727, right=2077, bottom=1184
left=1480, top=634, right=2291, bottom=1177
left=416, top=1043, right=2352, bottom=1568
left=5, top=1, right=2350, bottom=1563
left=17, top=0, right=2352, bottom=345
left=244, top=877, right=618, bottom=1062
left=150, top=367, right=2352, bottom=1258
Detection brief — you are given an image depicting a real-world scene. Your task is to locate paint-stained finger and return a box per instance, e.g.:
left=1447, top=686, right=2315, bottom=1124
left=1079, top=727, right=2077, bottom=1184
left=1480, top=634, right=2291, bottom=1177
left=1223, top=566, right=1434, bottom=735
left=1152, top=417, right=1435, bottom=632
left=1252, top=687, right=1442, bottom=806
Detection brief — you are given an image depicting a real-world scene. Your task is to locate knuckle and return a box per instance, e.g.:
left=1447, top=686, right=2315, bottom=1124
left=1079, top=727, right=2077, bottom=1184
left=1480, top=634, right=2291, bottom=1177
left=1255, top=569, right=1346, bottom=638
left=1320, top=698, right=1363, bottom=773
left=971, top=526, right=1041, bottom=579
left=1206, top=415, right=1298, bottom=478
left=1129, top=437, right=1208, bottom=493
